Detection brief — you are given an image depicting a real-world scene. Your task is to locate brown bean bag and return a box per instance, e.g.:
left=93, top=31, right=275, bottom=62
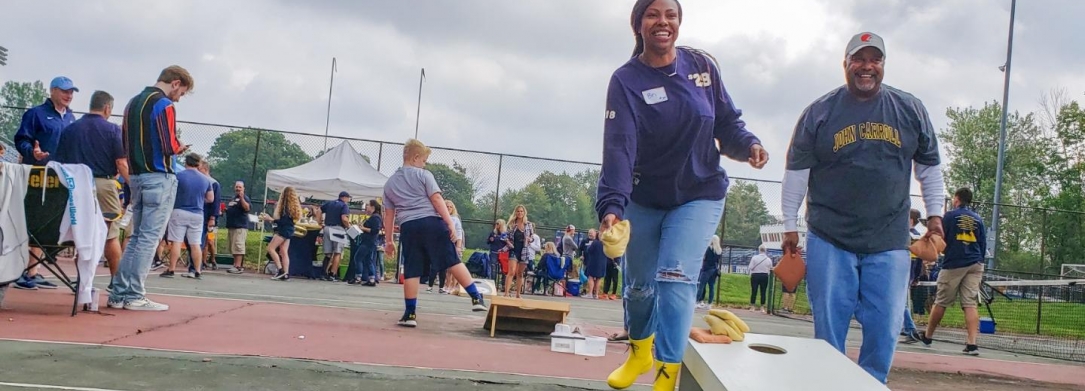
left=690, top=327, right=733, bottom=344
left=909, top=235, right=946, bottom=263
left=774, top=250, right=806, bottom=292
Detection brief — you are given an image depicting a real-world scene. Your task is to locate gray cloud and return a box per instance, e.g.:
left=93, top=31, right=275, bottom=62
left=1, top=0, right=1082, bottom=188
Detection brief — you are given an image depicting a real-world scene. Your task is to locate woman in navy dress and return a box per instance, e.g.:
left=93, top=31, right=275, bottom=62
left=263, top=186, right=301, bottom=281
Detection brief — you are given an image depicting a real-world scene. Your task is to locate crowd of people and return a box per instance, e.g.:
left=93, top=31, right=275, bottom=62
left=4, top=0, right=1001, bottom=388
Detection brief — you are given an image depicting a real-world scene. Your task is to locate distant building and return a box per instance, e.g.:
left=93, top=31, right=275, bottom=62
left=759, top=216, right=807, bottom=253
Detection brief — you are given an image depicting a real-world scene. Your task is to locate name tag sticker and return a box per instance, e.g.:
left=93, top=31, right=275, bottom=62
left=641, top=87, right=668, bottom=105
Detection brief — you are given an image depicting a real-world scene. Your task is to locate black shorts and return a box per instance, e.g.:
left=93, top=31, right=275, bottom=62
left=400, top=217, right=458, bottom=280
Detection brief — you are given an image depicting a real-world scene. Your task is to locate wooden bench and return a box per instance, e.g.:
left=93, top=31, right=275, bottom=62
left=679, top=333, right=890, bottom=391
left=483, top=296, right=571, bottom=338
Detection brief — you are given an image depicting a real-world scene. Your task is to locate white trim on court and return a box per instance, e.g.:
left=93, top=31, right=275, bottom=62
left=0, top=382, right=132, bottom=391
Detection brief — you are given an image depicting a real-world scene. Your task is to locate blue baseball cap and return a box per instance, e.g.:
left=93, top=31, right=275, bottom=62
left=49, top=76, right=79, bottom=92
left=339, top=191, right=351, bottom=199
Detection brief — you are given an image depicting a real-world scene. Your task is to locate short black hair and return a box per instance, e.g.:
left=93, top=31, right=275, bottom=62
left=955, top=188, right=973, bottom=206
left=909, top=209, right=921, bottom=223
left=184, top=152, right=203, bottom=168
left=89, top=90, right=114, bottom=112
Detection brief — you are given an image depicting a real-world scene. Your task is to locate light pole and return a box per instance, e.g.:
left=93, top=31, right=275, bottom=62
left=989, top=0, right=1017, bottom=269
left=414, top=68, right=425, bottom=139
left=323, top=57, right=337, bottom=152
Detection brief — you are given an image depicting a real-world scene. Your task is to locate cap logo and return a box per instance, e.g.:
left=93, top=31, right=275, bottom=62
left=860, top=33, right=872, bottom=42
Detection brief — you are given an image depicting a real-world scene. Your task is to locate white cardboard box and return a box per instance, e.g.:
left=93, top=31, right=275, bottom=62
left=550, top=332, right=584, bottom=354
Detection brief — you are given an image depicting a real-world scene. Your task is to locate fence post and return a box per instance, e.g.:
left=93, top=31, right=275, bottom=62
left=249, top=129, right=262, bottom=193
left=728, top=247, right=733, bottom=273
left=376, top=142, right=383, bottom=171
left=493, top=155, right=504, bottom=222
left=1036, top=286, right=1043, bottom=334
left=1039, top=209, right=1047, bottom=272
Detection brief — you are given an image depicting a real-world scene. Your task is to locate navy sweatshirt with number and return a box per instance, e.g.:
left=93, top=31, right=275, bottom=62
left=597, top=48, right=761, bottom=221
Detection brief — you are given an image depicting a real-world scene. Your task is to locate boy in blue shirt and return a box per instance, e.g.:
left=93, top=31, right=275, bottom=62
left=919, top=188, right=986, bottom=356
left=383, top=139, right=486, bottom=327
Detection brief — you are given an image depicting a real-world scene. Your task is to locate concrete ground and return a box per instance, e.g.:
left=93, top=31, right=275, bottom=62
left=0, top=262, right=1082, bottom=391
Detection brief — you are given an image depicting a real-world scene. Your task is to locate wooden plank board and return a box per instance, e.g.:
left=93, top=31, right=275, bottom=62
left=483, top=296, right=571, bottom=337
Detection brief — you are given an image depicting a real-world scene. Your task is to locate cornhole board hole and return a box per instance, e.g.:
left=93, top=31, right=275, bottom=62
left=483, top=296, right=571, bottom=338
left=680, top=333, right=889, bottom=391
left=454, top=279, right=498, bottom=297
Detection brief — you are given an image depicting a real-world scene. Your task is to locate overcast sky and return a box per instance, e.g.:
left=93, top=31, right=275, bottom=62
left=1, top=0, right=1082, bottom=188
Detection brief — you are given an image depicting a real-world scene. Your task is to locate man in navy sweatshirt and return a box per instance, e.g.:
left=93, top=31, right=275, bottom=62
left=919, top=188, right=986, bottom=356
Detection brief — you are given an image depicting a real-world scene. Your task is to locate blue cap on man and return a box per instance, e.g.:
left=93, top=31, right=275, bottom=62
left=49, top=76, right=79, bottom=92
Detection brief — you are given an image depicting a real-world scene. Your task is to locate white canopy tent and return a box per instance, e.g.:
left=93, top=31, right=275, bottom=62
left=265, top=141, right=387, bottom=201
left=258, top=141, right=388, bottom=269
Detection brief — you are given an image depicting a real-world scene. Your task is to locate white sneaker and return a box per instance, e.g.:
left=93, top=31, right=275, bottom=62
left=427, top=287, right=434, bottom=293
left=107, top=300, right=125, bottom=309
left=124, top=298, right=169, bottom=311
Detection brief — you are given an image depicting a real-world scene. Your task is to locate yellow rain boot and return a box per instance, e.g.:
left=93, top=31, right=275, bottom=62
left=652, top=361, right=681, bottom=391
left=606, top=334, right=655, bottom=389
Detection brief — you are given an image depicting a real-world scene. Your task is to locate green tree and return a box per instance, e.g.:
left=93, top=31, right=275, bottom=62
left=940, top=101, right=1050, bottom=269
left=720, top=181, right=772, bottom=247
left=206, top=128, right=311, bottom=200
left=0, top=80, right=48, bottom=142
left=1039, top=101, right=1085, bottom=274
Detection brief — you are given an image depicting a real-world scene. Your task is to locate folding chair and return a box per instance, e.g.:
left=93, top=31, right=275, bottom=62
left=24, top=167, right=80, bottom=316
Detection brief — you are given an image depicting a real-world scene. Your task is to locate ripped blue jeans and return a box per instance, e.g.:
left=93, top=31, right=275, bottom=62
left=623, top=199, right=725, bottom=363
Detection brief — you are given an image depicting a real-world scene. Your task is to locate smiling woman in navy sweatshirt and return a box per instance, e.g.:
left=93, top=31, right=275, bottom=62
left=597, top=0, right=768, bottom=389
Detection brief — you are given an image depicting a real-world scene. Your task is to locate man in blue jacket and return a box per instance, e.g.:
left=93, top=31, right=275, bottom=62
left=12, top=76, right=79, bottom=290
left=919, top=187, right=987, bottom=356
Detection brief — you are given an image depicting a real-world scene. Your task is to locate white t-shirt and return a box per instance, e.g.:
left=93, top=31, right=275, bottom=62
left=749, top=253, right=772, bottom=274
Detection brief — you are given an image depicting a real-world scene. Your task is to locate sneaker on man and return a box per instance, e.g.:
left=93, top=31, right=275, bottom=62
left=160, top=270, right=175, bottom=278
left=31, top=274, right=58, bottom=289
left=471, top=296, right=487, bottom=312
left=426, top=287, right=434, bottom=293
left=962, top=344, right=980, bottom=356
left=107, top=300, right=125, bottom=309
left=917, top=331, right=934, bottom=347
left=900, top=330, right=921, bottom=344
left=124, top=298, right=169, bottom=311
left=227, top=267, right=244, bottom=274
left=397, top=313, right=417, bottom=328
left=13, top=275, right=38, bottom=290
left=150, top=261, right=164, bottom=271
left=183, top=272, right=201, bottom=280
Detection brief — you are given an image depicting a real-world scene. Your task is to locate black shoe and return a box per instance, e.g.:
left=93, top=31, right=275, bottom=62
left=962, top=344, right=980, bottom=356
left=900, top=330, right=921, bottom=344
left=917, top=331, right=933, bottom=347
left=397, top=313, right=417, bottom=328
left=160, top=270, right=175, bottom=278
left=271, top=271, right=286, bottom=280
left=471, top=296, right=487, bottom=312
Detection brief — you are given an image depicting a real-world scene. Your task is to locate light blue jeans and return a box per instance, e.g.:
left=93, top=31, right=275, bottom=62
left=623, top=199, right=725, bottom=363
left=110, top=173, right=178, bottom=303
left=902, top=298, right=917, bottom=334
left=805, top=231, right=910, bottom=384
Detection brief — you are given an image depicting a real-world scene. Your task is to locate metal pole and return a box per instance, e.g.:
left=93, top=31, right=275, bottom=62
left=1040, top=209, right=1047, bottom=272
left=414, top=68, right=425, bottom=139
left=990, top=0, right=1017, bottom=269
left=376, top=142, right=383, bottom=172
left=493, top=155, right=503, bottom=222
left=250, top=129, right=262, bottom=189
left=323, top=58, right=337, bottom=152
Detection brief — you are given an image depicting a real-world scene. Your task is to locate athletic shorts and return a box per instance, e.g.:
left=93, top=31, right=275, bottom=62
left=935, top=262, right=984, bottom=308
left=400, top=216, right=458, bottom=280
left=228, top=228, right=247, bottom=255
left=167, top=209, right=204, bottom=245
left=323, top=226, right=346, bottom=254
left=94, top=178, right=122, bottom=240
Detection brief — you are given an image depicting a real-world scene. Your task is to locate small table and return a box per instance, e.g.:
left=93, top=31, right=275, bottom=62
left=483, top=296, right=571, bottom=338
left=680, top=333, right=889, bottom=391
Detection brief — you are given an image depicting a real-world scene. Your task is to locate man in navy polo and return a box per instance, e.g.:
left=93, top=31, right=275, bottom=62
left=320, top=191, right=352, bottom=281
left=54, top=90, right=130, bottom=281
left=13, top=76, right=79, bottom=290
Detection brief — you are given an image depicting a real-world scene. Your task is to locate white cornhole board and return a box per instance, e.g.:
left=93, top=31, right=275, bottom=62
left=680, top=333, right=890, bottom=391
